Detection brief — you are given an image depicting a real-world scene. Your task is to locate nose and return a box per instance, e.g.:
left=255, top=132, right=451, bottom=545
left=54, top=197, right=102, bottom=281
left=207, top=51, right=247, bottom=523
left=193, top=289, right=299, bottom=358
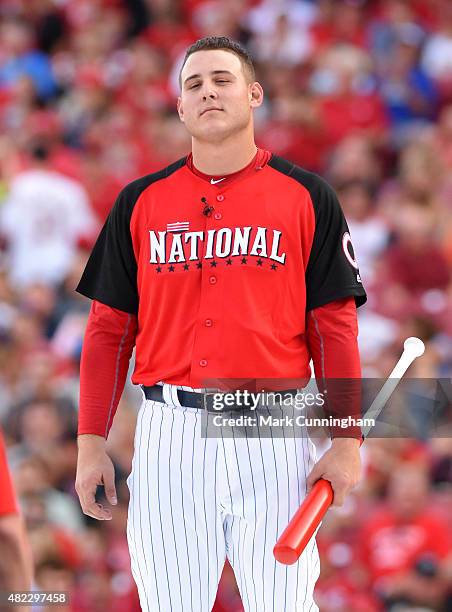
left=201, top=84, right=218, bottom=101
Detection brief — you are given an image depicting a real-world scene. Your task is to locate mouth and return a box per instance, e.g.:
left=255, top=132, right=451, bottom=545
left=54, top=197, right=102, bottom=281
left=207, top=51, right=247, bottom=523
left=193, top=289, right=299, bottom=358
left=200, top=107, right=223, bottom=116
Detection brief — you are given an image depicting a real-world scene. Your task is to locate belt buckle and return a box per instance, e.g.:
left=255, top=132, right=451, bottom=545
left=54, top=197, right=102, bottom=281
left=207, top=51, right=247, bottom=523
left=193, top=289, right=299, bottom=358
left=202, top=390, right=221, bottom=412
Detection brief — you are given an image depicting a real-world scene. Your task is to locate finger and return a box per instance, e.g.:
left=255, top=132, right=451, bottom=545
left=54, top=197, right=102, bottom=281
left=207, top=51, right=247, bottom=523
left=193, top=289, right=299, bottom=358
left=330, top=483, right=349, bottom=507
left=331, top=495, right=344, bottom=508
left=76, top=479, right=97, bottom=508
left=83, top=501, right=112, bottom=521
left=77, top=480, right=111, bottom=519
left=306, top=466, right=322, bottom=492
left=102, top=468, right=117, bottom=506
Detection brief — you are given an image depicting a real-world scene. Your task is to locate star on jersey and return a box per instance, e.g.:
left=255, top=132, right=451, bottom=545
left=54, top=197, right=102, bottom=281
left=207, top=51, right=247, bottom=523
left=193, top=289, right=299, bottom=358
left=154, top=258, right=279, bottom=273
left=148, top=226, right=287, bottom=267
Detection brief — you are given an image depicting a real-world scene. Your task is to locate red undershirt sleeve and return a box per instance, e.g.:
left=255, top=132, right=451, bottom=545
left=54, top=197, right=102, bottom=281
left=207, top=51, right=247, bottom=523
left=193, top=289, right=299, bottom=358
left=306, top=296, right=362, bottom=439
left=79, top=300, right=138, bottom=438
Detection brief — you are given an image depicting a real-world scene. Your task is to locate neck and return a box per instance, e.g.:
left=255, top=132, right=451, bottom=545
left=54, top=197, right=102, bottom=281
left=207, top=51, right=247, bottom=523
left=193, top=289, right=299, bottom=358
left=191, top=128, right=258, bottom=176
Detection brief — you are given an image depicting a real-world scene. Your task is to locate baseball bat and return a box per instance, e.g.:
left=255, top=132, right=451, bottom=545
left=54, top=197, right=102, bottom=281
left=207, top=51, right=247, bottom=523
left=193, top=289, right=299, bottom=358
left=273, top=337, right=425, bottom=565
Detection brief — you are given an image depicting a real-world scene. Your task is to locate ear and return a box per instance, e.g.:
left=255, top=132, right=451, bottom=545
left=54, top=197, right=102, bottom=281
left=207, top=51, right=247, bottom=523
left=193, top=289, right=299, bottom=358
left=177, top=97, right=184, bottom=122
left=249, top=82, right=264, bottom=109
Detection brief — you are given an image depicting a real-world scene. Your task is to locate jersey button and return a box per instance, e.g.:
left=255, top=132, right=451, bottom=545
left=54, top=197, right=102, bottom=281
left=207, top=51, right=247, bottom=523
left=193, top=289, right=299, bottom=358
left=216, top=194, right=225, bottom=202
left=209, top=276, right=217, bottom=284
left=199, top=359, right=208, bottom=367
left=205, top=319, right=213, bottom=327
left=214, top=212, right=222, bottom=220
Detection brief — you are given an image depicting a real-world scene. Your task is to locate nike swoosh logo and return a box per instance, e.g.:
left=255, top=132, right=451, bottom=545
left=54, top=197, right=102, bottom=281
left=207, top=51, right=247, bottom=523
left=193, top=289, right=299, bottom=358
left=211, top=177, right=226, bottom=184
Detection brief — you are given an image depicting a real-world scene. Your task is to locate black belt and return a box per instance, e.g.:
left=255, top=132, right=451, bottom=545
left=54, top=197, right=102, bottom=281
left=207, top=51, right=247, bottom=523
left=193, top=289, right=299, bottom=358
left=142, top=384, right=300, bottom=412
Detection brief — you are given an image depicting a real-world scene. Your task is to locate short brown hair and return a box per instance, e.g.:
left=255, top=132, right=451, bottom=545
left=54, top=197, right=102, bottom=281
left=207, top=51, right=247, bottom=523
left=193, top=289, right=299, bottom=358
left=179, top=36, right=256, bottom=88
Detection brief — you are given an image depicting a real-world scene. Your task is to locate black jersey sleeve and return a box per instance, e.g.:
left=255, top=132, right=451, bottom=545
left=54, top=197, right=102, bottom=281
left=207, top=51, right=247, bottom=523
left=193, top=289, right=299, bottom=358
left=300, top=175, right=367, bottom=310
left=305, top=176, right=367, bottom=311
left=75, top=158, right=187, bottom=313
left=76, top=187, right=139, bottom=314
left=267, top=155, right=367, bottom=311
left=76, top=157, right=186, bottom=314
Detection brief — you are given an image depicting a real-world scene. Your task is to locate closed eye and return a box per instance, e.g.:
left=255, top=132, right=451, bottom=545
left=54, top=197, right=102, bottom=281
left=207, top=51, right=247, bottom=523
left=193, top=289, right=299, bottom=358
left=188, top=79, right=229, bottom=89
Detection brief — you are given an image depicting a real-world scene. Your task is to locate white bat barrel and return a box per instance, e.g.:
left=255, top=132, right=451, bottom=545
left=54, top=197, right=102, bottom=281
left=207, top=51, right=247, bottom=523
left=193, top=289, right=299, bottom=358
left=361, top=337, right=425, bottom=438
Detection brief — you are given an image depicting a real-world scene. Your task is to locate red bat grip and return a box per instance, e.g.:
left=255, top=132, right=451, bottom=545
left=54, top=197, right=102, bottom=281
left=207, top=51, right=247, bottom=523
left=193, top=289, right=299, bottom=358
left=274, top=438, right=363, bottom=565
left=273, top=479, right=333, bottom=565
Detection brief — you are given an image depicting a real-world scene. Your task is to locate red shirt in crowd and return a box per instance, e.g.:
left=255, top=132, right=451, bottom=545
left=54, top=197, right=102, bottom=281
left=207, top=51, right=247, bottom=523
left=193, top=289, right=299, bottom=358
left=358, top=506, right=451, bottom=583
left=0, top=428, right=18, bottom=516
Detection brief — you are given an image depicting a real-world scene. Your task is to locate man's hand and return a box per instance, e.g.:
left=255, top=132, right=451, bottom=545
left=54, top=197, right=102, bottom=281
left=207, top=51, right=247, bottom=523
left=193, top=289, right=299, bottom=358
left=75, top=434, right=117, bottom=520
left=306, top=438, right=361, bottom=507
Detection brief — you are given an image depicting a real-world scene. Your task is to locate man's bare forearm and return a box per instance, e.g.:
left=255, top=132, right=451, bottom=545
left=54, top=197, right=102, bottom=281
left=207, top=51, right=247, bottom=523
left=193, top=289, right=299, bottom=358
left=0, top=515, right=33, bottom=592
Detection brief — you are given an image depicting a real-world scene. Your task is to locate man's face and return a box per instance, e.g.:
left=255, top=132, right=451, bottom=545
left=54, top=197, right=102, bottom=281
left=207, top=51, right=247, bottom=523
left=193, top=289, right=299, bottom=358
left=177, top=49, right=262, bottom=143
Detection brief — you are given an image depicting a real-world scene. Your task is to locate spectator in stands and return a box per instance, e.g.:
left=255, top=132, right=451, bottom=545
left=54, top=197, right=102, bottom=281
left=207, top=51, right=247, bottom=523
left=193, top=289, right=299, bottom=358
left=421, top=0, right=452, bottom=101
left=0, top=428, right=33, bottom=611
left=13, top=455, right=83, bottom=534
left=0, top=141, right=98, bottom=288
left=0, top=16, right=57, bottom=100
left=378, top=27, right=438, bottom=145
left=310, top=44, right=388, bottom=146
left=357, top=462, right=451, bottom=609
left=336, top=179, right=389, bottom=282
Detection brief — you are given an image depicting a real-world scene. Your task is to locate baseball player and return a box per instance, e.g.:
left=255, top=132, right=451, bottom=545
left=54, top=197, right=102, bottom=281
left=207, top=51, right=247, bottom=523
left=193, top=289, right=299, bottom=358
left=0, top=428, right=33, bottom=608
left=75, top=36, right=367, bottom=611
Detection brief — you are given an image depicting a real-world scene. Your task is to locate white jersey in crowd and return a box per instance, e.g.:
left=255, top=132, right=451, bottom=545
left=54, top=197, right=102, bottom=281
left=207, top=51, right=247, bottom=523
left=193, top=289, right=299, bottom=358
left=0, top=168, right=98, bottom=287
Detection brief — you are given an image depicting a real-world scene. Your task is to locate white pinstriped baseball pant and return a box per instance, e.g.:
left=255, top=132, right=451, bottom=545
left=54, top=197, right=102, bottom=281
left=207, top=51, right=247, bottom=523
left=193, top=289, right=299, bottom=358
left=126, top=383, right=320, bottom=611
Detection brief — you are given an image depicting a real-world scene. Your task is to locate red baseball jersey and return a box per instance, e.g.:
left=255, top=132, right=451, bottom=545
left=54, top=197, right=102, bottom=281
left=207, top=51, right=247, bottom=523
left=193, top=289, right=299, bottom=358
left=76, top=150, right=366, bottom=389
left=0, top=428, right=19, bottom=515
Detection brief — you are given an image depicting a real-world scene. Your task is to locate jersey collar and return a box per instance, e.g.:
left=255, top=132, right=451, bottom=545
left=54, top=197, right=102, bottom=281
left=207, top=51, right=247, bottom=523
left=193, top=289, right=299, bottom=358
left=186, top=148, right=271, bottom=186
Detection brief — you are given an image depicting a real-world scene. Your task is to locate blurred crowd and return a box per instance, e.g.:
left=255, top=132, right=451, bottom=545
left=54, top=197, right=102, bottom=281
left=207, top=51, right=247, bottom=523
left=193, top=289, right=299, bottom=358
left=0, top=0, right=451, bottom=610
